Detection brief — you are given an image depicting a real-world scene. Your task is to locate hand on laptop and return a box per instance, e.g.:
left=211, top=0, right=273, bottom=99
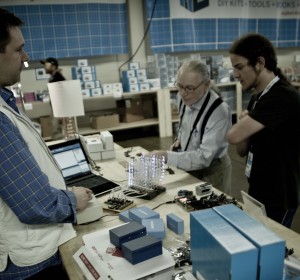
left=71, top=187, right=93, bottom=211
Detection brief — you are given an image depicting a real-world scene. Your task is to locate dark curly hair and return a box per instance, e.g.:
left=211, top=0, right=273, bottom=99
left=0, top=8, right=23, bottom=53
left=229, top=33, right=288, bottom=83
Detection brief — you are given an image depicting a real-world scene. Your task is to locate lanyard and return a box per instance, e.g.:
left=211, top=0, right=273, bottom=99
left=253, top=76, right=279, bottom=109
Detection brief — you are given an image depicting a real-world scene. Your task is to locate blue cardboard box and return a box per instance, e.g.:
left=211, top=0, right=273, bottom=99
left=109, top=221, right=146, bottom=248
left=166, top=213, right=184, bottom=235
left=213, top=204, right=286, bottom=280
left=129, top=206, right=160, bottom=223
left=121, top=235, right=162, bottom=265
left=190, top=209, right=258, bottom=280
left=142, top=218, right=165, bottom=240
left=119, top=210, right=133, bottom=223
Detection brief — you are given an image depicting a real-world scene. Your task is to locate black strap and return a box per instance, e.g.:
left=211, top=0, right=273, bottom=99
left=178, top=98, right=185, bottom=132
left=183, top=92, right=211, bottom=151
left=199, top=97, right=223, bottom=144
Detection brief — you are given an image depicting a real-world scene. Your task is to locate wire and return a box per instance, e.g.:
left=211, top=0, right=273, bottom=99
left=152, top=200, right=175, bottom=210
left=118, top=0, right=158, bottom=78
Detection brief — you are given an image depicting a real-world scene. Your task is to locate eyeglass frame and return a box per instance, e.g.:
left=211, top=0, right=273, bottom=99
left=174, top=79, right=206, bottom=94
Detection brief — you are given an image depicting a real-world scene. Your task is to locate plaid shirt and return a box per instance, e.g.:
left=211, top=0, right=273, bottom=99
left=0, top=88, right=76, bottom=279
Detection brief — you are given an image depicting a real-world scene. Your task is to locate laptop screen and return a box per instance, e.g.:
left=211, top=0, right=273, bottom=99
left=49, top=139, right=92, bottom=181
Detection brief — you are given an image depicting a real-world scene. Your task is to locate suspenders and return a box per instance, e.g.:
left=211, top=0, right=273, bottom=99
left=178, top=92, right=223, bottom=151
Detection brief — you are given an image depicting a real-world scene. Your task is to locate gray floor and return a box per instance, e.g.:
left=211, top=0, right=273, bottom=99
left=116, top=135, right=300, bottom=234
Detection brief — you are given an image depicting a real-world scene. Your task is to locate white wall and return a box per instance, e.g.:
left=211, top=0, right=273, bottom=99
left=11, top=0, right=299, bottom=93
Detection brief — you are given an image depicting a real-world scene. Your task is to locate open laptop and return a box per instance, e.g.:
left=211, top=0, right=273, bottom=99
left=48, top=138, right=119, bottom=196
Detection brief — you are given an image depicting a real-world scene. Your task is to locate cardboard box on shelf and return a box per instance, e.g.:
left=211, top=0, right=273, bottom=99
left=116, top=98, right=145, bottom=123
left=141, top=94, right=156, bottom=118
left=116, top=95, right=156, bottom=123
left=90, top=113, right=119, bottom=129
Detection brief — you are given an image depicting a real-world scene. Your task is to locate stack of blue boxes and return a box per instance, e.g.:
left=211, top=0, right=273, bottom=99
left=121, top=62, right=150, bottom=93
left=119, top=206, right=165, bottom=240
left=71, top=59, right=102, bottom=98
left=190, top=204, right=285, bottom=280
left=117, top=206, right=186, bottom=265
left=110, top=207, right=163, bottom=265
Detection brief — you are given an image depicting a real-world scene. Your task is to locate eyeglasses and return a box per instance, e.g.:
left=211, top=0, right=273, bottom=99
left=174, top=80, right=206, bottom=94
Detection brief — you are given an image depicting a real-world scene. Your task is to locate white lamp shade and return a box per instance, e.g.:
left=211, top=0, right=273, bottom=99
left=48, top=80, right=85, bottom=118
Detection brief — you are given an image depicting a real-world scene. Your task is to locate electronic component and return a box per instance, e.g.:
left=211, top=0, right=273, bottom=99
left=103, top=197, right=134, bottom=212
left=175, top=190, right=242, bottom=212
left=175, top=189, right=197, bottom=211
left=103, top=191, right=135, bottom=212
left=124, top=185, right=166, bottom=200
left=178, top=189, right=193, bottom=197
left=195, top=182, right=212, bottom=197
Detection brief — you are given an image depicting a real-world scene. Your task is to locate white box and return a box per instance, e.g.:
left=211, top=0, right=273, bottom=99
left=113, top=88, right=123, bottom=97
left=136, top=69, right=146, bottom=77
left=89, top=152, right=102, bottom=161
left=137, top=76, right=148, bottom=83
left=122, top=70, right=136, bottom=78
left=86, top=136, right=104, bottom=152
left=128, top=62, right=140, bottom=70
left=83, top=81, right=96, bottom=89
left=129, top=84, right=139, bottom=92
left=80, top=66, right=95, bottom=74
left=148, top=78, right=161, bottom=89
left=101, top=150, right=116, bottom=160
left=128, top=77, right=138, bottom=84
left=81, top=89, right=91, bottom=98
left=77, top=59, right=88, bottom=67
left=139, top=83, right=150, bottom=91
left=112, top=82, right=122, bottom=90
left=82, top=73, right=96, bottom=81
left=102, top=83, right=113, bottom=90
left=95, top=80, right=101, bottom=88
left=91, top=88, right=102, bottom=97
left=103, top=88, right=114, bottom=95
left=100, top=131, right=114, bottom=150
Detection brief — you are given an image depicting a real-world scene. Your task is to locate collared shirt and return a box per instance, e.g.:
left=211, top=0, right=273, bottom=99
left=167, top=90, right=232, bottom=171
left=0, top=87, right=76, bottom=279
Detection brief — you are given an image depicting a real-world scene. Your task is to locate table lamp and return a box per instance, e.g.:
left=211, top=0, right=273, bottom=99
left=48, top=80, right=85, bottom=140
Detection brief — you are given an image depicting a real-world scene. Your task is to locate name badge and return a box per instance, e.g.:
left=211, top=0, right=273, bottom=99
left=245, top=151, right=253, bottom=178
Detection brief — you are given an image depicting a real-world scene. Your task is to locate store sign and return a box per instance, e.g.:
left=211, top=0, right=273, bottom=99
left=171, top=0, right=300, bottom=18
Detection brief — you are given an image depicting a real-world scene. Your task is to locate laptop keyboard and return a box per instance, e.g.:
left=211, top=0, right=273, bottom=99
left=66, top=175, right=119, bottom=196
left=68, top=176, right=108, bottom=188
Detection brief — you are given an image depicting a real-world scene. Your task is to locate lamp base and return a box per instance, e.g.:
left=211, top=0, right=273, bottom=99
left=62, top=117, right=78, bottom=140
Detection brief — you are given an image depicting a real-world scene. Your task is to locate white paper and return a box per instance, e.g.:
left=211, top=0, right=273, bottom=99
left=48, top=80, right=85, bottom=117
left=81, top=226, right=175, bottom=280
left=73, top=246, right=111, bottom=280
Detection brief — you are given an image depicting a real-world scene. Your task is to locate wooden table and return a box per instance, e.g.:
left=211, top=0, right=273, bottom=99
left=59, top=146, right=300, bottom=280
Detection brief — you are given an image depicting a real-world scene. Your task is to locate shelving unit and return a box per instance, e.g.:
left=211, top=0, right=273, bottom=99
left=17, top=89, right=167, bottom=138
left=78, top=118, right=159, bottom=135
left=16, top=81, right=300, bottom=140
left=75, top=93, right=162, bottom=136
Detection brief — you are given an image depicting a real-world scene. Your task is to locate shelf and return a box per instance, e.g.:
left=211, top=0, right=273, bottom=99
left=78, top=118, right=159, bottom=135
